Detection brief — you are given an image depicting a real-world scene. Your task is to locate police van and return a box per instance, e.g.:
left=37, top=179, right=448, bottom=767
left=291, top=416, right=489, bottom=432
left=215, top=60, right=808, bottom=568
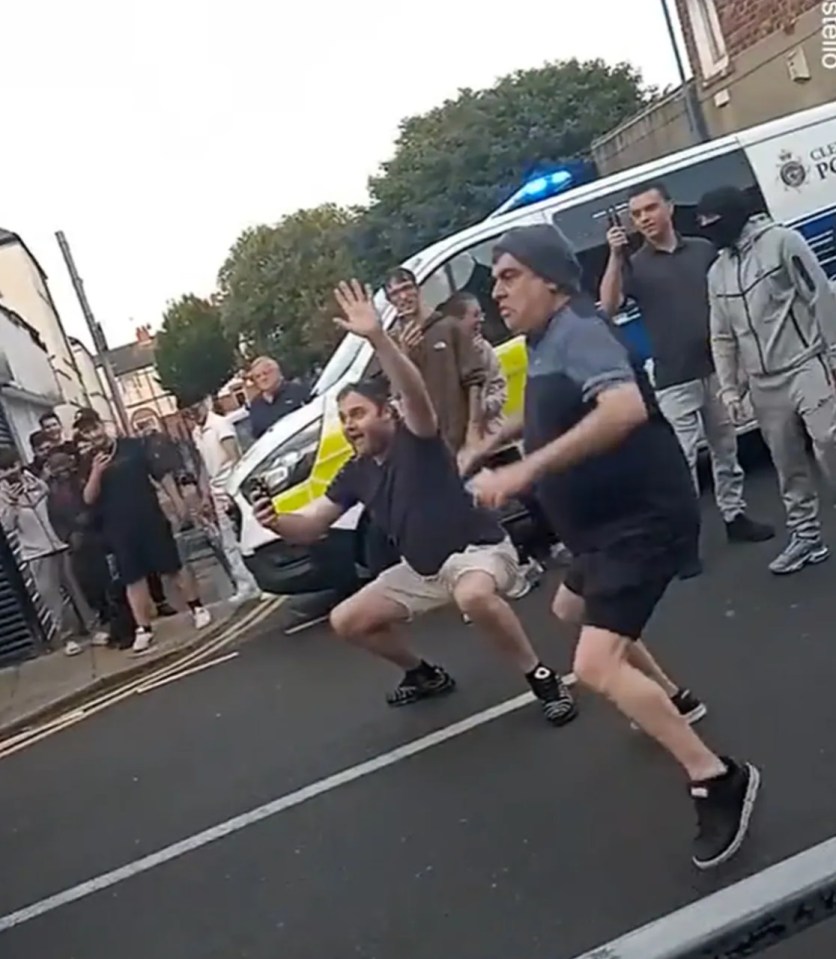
left=227, top=101, right=836, bottom=598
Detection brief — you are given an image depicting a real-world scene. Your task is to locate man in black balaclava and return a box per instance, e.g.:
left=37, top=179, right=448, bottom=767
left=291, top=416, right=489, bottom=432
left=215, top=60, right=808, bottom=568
left=698, top=186, right=836, bottom=575
left=467, top=223, right=760, bottom=872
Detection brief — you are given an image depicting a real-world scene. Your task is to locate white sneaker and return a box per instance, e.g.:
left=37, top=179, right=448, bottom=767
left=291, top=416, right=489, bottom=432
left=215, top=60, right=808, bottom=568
left=90, top=630, right=110, bottom=647
left=132, top=627, right=154, bottom=654
left=64, top=640, right=83, bottom=657
left=192, top=606, right=212, bottom=629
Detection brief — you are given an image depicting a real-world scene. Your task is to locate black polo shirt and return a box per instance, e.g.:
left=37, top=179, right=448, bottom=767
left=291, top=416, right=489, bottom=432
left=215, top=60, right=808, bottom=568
left=83, top=438, right=167, bottom=536
left=325, top=425, right=504, bottom=576
left=249, top=381, right=309, bottom=440
left=624, top=236, right=717, bottom=390
left=523, top=298, right=696, bottom=553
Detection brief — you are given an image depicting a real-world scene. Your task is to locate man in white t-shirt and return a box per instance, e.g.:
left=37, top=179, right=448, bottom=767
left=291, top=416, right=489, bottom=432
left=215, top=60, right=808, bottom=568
left=183, top=399, right=262, bottom=604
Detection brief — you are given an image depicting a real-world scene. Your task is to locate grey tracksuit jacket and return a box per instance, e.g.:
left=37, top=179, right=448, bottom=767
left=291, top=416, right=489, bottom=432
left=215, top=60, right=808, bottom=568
left=707, top=214, right=836, bottom=397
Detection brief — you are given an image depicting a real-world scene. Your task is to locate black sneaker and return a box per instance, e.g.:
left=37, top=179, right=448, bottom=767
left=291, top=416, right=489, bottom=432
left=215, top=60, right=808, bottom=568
left=671, top=688, right=707, bottom=724
left=690, top=759, right=761, bottom=870
left=726, top=514, right=775, bottom=543
left=155, top=602, right=178, bottom=618
left=386, top=664, right=456, bottom=707
left=527, top=665, right=578, bottom=726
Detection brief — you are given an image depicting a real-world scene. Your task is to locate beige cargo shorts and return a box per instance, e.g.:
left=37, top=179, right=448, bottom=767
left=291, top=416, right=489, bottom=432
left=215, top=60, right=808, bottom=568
left=370, top=537, right=520, bottom=619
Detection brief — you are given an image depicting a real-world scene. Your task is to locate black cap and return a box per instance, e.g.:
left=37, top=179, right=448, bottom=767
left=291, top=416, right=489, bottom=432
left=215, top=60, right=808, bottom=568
left=492, top=224, right=582, bottom=293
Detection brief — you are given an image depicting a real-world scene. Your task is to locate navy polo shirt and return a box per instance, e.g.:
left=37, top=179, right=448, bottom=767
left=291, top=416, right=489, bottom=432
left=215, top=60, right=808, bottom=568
left=523, top=298, right=696, bottom=553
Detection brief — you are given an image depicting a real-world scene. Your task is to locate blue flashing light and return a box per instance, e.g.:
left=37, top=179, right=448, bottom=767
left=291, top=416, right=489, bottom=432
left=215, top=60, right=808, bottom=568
left=490, top=160, right=597, bottom=217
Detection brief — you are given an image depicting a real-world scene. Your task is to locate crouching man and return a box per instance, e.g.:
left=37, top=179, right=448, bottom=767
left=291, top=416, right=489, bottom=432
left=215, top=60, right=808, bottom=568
left=253, top=280, right=576, bottom=725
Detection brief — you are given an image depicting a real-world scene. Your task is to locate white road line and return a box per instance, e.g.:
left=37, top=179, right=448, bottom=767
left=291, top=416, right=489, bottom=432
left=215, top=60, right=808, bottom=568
left=0, top=596, right=284, bottom=759
left=135, top=652, right=239, bottom=694
left=0, top=690, right=539, bottom=933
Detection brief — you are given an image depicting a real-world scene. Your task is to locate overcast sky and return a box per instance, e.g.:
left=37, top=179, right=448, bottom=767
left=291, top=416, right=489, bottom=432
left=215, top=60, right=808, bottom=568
left=3, top=0, right=688, bottom=350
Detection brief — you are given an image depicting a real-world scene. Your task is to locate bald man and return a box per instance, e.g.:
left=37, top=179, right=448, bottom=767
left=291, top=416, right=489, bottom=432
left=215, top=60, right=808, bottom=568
left=248, top=357, right=309, bottom=440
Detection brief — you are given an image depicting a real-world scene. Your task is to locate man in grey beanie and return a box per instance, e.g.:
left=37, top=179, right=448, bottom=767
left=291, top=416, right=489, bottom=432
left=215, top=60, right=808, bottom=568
left=468, top=223, right=760, bottom=871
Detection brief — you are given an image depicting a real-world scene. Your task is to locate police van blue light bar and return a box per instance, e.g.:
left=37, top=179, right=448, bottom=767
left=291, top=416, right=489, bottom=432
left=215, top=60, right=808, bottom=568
left=489, top=161, right=597, bottom=218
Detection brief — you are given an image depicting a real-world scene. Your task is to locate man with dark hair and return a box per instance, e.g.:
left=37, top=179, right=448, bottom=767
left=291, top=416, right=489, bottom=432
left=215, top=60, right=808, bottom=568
left=77, top=417, right=211, bottom=653
left=0, top=445, right=102, bottom=654
left=699, top=185, right=836, bottom=574
left=469, top=223, right=759, bottom=870
left=39, top=410, right=64, bottom=447
left=384, top=266, right=487, bottom=462
left=253, top=279, right=576, bottom=725
left=599, top=180, right=773, bottom=578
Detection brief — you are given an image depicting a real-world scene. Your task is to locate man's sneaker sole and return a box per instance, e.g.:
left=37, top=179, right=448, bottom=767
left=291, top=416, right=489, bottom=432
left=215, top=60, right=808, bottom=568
left=541, top=698, right=578, bottom=726
left=387, top=673, right=457, bottom=707
left=631, top=700, right=706, bottom=730
left=692, top=763, right=761, bottom=871
left=770, top=543, right=829, bottom=575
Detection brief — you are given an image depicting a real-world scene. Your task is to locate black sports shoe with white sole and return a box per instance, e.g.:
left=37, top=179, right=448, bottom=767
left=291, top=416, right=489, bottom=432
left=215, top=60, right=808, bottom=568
left=690, top=758, right=761, bottom=870
left=527, top=665, right=578, bottom=726
left=386, top=663, right=456, bottom=707
left=671, top=688, right=707, bottom=724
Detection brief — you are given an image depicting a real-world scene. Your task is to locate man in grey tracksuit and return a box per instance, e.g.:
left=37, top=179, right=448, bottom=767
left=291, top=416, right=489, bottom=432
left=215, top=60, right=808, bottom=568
left=698, top=186, right=836, bottom=574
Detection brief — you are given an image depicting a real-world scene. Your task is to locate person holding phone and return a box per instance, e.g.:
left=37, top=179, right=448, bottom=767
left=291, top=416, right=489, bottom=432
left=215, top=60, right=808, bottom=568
left=76, top=412, right=211, bottom=654
left=599, top=181, right=773, bottom=578
left=0, top=445, right=100, bottom=655
left=252, top=279, right=576, bottom=726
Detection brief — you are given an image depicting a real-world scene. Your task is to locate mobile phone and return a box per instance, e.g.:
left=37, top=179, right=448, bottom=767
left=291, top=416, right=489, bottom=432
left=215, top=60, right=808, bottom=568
left=606, top=206, right=623, bottom=230
left=249, top=478, right=271, bottom=502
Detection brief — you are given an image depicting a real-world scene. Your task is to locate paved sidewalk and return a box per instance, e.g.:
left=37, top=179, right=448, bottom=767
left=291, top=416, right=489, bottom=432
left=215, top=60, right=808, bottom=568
left=0, top=600, right=249, bottom=738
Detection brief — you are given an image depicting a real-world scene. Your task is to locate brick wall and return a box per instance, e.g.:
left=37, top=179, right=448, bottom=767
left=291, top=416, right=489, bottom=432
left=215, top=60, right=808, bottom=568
left=675, top=0, right=820, bottom=81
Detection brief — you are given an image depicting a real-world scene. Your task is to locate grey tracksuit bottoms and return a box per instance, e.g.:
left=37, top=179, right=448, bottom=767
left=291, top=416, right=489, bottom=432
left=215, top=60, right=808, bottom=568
left=749, top=355, right=836, bottom=539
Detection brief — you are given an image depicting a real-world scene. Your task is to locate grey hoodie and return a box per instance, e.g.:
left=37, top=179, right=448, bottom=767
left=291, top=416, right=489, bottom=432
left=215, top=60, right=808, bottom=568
left=0, top=471, right=67, bottom=561
left=707, top=214, right=836, bottom=400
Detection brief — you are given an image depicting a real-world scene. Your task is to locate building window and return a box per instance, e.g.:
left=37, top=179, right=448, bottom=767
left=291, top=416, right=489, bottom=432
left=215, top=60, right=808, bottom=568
left=686, top=0, right=729, bottom=79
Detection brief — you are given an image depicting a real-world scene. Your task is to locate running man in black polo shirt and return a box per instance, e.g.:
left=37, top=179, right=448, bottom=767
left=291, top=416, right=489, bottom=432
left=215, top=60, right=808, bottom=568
left=470, top=225, right=760, bottom=869
left=599, top=180, right=773, bottom=577
left=252, top=280, right=575, bottom=725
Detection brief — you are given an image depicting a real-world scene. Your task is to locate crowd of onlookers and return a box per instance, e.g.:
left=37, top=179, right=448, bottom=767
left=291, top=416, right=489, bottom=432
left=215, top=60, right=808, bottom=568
left=0, top=408, right=214, bottom=657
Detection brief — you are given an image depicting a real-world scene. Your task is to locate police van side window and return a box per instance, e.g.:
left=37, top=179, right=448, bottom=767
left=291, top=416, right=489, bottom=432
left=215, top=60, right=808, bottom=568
left=550, top=148, right=767, bottom=306
left=440, top=236, right=510, bottom=347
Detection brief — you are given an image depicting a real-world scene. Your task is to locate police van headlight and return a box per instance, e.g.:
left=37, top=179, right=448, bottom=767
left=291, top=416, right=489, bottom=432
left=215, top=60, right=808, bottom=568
left=243, top=420, right=321, bottom=502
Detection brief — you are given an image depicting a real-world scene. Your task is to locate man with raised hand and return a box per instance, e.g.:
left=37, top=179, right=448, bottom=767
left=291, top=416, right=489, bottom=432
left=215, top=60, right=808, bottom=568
left=253, top=279, right=576, bottom=725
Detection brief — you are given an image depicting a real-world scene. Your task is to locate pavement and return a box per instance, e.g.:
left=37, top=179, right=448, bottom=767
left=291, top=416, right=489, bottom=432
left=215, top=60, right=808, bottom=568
left=1, top=464, right=835, bottom=958
left=0, top=549, right=262, bottom=738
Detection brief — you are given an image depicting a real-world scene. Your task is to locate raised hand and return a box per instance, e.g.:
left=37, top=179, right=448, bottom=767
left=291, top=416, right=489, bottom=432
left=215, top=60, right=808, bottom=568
left=333, top=280, right=382, bottom=340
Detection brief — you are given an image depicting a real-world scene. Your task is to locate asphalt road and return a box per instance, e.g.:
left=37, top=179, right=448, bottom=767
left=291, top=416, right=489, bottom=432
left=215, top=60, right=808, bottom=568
left=1, top=464, right=836, bottom=958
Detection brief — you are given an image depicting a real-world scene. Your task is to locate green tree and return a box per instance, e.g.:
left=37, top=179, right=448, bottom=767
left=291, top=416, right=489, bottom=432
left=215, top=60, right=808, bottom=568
left=217, top=204, right=359, bottom=375
left=155, top=294, right=236, bottom=403
left=354, top=58, right=653, bottom=279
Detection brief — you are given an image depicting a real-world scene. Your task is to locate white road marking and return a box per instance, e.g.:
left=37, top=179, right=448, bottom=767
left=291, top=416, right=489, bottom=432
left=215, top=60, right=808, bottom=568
left=134, top=652, right=239, bottom=694
left=0, top=689, right=545, bottom=932
left=0, top=597, right=284, bottom=759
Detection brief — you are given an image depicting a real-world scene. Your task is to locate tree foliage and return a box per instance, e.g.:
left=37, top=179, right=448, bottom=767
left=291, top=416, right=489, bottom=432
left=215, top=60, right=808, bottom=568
left=154, top=294, right=236, bottom=403
left=354, top=58, right=651, bottom=279
left=217, top=204, right=358, bottom=376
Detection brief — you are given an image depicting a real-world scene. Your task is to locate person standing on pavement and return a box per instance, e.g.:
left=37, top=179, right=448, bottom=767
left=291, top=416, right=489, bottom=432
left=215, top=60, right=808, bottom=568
left=254, top=279, right=576, bottom=726
left=182, top=396, right=264, bottom=604
left=385, top=267, right=487, bottom=464
left=469, top=224, right=760, bottom=870
left=0, top=445, right=105, bottom=656
left=76, top=414, right=212, bottom=654
left=599, top=181, right=773, bottom=577
left=248, top=357, right=309, bottom=440
left=698, top=186, right=836, bottom=575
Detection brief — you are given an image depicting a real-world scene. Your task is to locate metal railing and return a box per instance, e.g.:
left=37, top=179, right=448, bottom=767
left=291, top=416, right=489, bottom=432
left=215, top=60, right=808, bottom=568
left=572, top=836, right=836, bottom=958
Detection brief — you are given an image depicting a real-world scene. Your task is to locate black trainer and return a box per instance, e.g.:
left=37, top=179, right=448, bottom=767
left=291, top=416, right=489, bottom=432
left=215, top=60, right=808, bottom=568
left=671, top=688, right=707, bottom=724
left=527, top=665, right=578, bottom=726
left=726, top=514, right=775, bottom=543
left=386, top=663, right=456, bottom=707
left=690, top=758, right=761, bottom=870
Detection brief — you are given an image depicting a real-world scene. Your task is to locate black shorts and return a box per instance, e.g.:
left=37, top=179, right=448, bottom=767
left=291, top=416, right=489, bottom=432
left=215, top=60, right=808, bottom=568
left=561, top=522, right=695, bottom=640
left=110, top=518, right=182, bottom=586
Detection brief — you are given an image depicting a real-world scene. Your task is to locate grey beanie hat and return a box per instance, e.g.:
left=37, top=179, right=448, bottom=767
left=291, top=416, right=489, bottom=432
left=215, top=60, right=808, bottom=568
left=492, top=223, right=582, bottom=293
